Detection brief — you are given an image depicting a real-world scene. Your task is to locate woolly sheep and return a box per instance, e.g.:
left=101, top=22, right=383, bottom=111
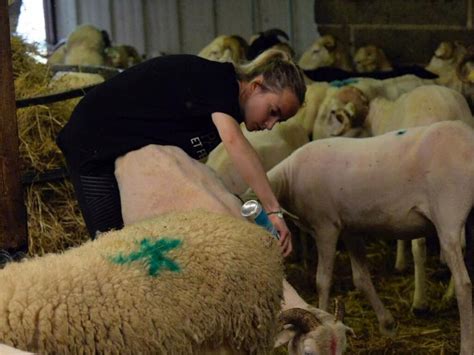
left=0, top=210, right=284, bottom=354
left=249, top=121, right=474, bottom=354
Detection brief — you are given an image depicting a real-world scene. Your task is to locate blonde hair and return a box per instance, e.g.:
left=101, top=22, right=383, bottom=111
left=235, top=49, right=307, bottom=105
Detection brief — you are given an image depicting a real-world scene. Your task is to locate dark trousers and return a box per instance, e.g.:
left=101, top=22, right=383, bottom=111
left=66, top=162, right=124, bottom=239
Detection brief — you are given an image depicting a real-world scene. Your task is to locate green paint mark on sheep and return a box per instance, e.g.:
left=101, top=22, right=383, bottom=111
left=111, top=238, right=182, bottom=276
left=396, top=129, right=407, bottom=136
left=329, top=78, right=358, bottom=88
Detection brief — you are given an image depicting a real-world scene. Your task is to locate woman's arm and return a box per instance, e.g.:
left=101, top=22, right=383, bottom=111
left=212, top=112, right=292, bottom=257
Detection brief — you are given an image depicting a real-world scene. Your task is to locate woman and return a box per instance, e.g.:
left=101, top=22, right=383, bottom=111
left=57, top=49, right=306, bottom=257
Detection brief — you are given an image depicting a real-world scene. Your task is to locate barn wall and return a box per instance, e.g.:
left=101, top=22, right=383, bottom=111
left=52, top=0, right=318, bottom=58
left=315, top=0, right=474, bottom=65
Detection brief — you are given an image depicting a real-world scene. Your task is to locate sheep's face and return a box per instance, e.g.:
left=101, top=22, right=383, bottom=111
left=426, top=41, right=467, bottom=75
left=275, top=307, right=353, bottom=355
left=198, top=36, right=245, bottom=64
left=298, top=35, right=337, bottom=70
left=317, top=86, right=369, bottom=137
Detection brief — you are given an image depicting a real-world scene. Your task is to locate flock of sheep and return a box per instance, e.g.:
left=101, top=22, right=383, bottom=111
left=2, top=23, right=474, bottom=354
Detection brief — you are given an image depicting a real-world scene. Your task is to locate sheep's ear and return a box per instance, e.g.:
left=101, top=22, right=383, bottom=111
left=345, top=326, right=357, bottom=338
left=274, top=328, right=297, bottom=348
left=344, top=102, right=356, bottom=117
left=328, top=111, right=350, bottom=136
left=324, top=35, right=336, bottom=50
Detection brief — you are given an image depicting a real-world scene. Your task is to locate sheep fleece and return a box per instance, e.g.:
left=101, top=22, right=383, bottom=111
left=0, top=210, right=283, bottom=354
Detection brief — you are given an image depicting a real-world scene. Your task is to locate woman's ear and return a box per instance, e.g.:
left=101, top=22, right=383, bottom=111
left=249, top=75, right=264, bottom=93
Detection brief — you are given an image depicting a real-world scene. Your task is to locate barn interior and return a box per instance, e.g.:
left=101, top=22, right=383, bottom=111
left=1, top=0, right=473, bottom=354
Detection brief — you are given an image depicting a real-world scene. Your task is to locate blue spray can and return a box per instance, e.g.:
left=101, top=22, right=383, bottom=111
left=241, top=200, right=280, bottom=240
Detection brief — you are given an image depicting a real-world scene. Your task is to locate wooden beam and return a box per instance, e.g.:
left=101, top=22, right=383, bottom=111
left=0, top=0, right=27, bottom=251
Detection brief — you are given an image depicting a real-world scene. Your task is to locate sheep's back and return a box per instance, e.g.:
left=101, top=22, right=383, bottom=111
left=0, top=210, right=283, bottom=354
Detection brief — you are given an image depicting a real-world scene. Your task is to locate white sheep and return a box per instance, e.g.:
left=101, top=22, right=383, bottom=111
left=0, top=210, right=284, bottom=354
left=247, top=121, right=474, bottom=354
left=426, top=41, right=474, bottom=109
left=311, top=84, right=474, bottom=312
left=47, top=24, right=109, bottom=67
left=298, top=35, right=353, bottom=71
left=198, top=35, right=248, bottom=64
left=312, top=75, right=433, bottom=140
left=278, top=280, right=354, bottom=355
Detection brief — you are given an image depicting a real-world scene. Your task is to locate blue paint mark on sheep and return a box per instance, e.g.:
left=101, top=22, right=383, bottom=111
left=396, top=130, right=407, bottom=136
left=329, top=78, right=358, bottom=88
left=111, top=238, right=182, bottom=276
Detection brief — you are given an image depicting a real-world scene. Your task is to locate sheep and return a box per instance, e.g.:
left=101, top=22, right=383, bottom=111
left=47, top=24, right=110, bottom=67
left=277, top=280, right=354, bottom=355
left=246, top=121, right=474, bottom=354
left=311, top=84, right=474, bottom=311
left=115, top=144, right=354, bottom=354
left=0, top=209, right=285, bottom=354
left=312, top=75, right=434, bottom=140
left=198, top=35, right=248, bottom=64
left=115, top=145, right=243, bottom=224
left=298, top=35, right=353, bottom=71
left=425, top=40, right=474, bottom=109
left=316, top=84, right=474, bottom=138
left=353, top=45, right=393, bottom=73
left=205, top=120, right=309, bottom=195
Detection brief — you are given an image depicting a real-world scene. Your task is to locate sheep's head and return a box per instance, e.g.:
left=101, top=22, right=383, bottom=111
left=354, top=45, right=392, bottom=73
left=198, top=35, right=246, bottom=64
left=320, top=86, right=369, bottom=137
left=275, top=300, right=354, bottom=355
left=299, top=35, right=341, bottom=70
left=426, top=41, right=467, bottom=75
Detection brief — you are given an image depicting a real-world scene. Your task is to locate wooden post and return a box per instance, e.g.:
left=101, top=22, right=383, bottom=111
left=0, top=0, right=27, bottom=251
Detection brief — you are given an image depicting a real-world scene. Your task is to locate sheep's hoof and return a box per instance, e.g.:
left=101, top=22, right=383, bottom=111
left=411, top=305, right=431, bottom=317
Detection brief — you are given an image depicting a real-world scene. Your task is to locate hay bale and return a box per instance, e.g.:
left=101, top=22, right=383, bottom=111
left=11, top=35, right=89, bottom=255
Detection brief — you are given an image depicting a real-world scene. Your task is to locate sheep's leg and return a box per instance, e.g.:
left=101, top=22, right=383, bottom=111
left=395, top=240, right=408, bottom=272
left=314, top=227, right=339, bottom=311
left=411, top=238, right=428, bottom=313
left=437, top=227, right=472, bottom=355
left=342, top=234, right=396, bottom=335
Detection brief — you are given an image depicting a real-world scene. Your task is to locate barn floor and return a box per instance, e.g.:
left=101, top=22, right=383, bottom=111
left=276, top=235, right=461, bottom=354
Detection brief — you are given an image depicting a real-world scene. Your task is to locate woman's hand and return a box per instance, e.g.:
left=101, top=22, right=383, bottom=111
left=269, top=214, right=293, bottom=257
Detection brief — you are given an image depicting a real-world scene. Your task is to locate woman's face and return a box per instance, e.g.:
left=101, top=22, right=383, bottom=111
left=243, top=82, right=301, bottom=131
